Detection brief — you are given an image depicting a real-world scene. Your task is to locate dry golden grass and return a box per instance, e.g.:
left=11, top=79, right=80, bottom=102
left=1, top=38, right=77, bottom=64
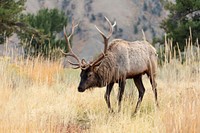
left=0, top=37, right=199, bottom=133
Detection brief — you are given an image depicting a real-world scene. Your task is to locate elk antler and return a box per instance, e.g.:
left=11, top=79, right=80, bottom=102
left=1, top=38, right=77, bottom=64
left=95, top=16, right=116, bottom=54
left=91, top=17, right=116, bottom=66
left=60, top=20, right=87, bottom=69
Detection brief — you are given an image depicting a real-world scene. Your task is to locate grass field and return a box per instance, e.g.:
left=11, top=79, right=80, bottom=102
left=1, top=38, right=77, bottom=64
left=0, top=38, right=199, bottom=133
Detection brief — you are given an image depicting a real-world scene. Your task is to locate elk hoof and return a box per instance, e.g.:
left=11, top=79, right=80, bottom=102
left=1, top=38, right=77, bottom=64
left=108, top=109, right=114, bottom=114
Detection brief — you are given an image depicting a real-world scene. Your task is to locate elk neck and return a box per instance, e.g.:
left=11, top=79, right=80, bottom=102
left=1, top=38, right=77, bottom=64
left=96, top=53, right=116, bottom=87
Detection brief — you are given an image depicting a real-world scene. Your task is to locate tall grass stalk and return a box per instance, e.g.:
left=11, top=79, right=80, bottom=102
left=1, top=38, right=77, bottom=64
left=0, top=34, right=199, bottom=132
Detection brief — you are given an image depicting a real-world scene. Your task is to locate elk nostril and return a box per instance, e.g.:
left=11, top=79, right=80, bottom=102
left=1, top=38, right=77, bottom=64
left=78, top=87, right=85, bottom=92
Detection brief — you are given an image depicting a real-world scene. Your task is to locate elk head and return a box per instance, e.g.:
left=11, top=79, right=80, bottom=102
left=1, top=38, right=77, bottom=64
left=61, top=17, right=116, bottom=92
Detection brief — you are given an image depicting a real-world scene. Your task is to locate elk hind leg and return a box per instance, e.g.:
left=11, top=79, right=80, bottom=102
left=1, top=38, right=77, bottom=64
left=147, top=56, right=159, bottom=107
left=147, top=62, right=159, bottom=107
left=149, top=73, right=159, bottom=107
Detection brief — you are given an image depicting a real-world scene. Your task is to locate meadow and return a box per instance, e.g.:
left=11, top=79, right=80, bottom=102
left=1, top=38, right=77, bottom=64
left=0, top=37, right=199, bottom=133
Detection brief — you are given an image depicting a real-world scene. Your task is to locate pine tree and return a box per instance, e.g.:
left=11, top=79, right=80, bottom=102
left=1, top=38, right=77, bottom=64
left=20, top=8, right=68, bottom=58
left=0, top=1, right=69, bottom=58
left=160, top=0, right=200, bottom=51
left=0, top=0, right=26, bottom=43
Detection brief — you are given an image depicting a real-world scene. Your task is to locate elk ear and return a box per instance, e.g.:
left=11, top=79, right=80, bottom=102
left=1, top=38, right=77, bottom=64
left=92, top=65, right=99, bottom=72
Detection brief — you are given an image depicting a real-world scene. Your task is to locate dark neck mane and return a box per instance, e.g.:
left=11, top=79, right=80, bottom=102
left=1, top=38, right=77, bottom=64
left=96, top=54, right=115, bottom=86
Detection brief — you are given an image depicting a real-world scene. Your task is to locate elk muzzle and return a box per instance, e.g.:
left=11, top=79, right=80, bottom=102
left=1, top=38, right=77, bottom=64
left=78, top=86, right=85, bottom=92
left=78, top=81, right=87, bottom=92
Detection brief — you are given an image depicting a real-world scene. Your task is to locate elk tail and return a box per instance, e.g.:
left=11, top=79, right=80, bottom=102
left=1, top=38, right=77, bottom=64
left=142, top=29, right=146, bottom=41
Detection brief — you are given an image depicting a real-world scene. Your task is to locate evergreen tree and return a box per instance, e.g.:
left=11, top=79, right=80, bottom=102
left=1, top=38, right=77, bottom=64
left=0, top=0, right=26, bottom=43
left=20, top=8, right=68, bottom=58
left=160, top=0, right=200, bottom=51
left=0, top=1, right=69, bottom=58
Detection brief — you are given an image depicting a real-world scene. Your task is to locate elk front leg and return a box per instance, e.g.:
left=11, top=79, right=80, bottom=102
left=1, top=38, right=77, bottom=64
left=133, top=75, right=145, bottom=114
left=118, top=79, right=126, bottom=112
left=104, top=82, right=114, bottom=112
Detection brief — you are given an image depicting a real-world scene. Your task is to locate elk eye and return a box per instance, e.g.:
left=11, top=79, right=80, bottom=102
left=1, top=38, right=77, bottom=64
left=88, top=73, right=92, bottom=78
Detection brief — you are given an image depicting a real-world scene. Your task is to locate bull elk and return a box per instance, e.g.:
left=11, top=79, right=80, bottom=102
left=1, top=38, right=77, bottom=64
left=61, top=17, right=159, bottom=114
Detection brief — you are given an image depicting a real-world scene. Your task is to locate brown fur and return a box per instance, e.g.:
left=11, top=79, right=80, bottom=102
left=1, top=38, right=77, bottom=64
left=62, top=18, right=158, bottom=114
left=78, top=39, right=158, bottom=114
left=97, top=39, right=157, bottom=82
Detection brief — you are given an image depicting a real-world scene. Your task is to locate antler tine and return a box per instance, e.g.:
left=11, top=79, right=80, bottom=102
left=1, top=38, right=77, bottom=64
left=91, top=17, right=116, bottom=67
left=104, top=16, right=116, bottom=39
left=95, top=16, right=116, bottom=54
left=79, top=53, right=104, bottom=71
left=63, top=20, right=78, bottom=53
left=67, top=59, right=81, bottom=69
left=61, top=20, right=82, bottom=68
left=94, top=25, right=107, bottom=40
left=90, top=53, right=105, bottom=66
left=68, top=20, right=79, bottom=40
